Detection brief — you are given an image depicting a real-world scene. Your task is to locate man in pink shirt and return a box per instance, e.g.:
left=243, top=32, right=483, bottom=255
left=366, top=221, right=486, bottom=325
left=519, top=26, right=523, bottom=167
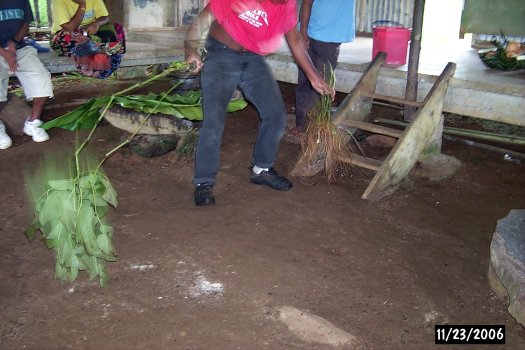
left=185, top=0, right=333, bottom=206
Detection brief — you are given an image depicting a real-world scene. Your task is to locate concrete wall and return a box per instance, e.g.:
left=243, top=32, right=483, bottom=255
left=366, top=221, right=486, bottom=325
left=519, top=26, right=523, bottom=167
left=175, top=0, right=208, bottom=26
left=126, top=0, right=176, bottom=30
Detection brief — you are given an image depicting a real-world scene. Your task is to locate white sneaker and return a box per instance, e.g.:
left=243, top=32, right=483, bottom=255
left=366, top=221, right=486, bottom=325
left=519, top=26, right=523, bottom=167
left=0, top=121, right=13, bottom=149
left=23, top=118, right=50, bottom=142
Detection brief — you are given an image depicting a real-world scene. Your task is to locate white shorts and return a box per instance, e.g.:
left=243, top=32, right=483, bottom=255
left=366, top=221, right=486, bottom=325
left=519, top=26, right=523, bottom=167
left=0, top=46, right=54, bottom=102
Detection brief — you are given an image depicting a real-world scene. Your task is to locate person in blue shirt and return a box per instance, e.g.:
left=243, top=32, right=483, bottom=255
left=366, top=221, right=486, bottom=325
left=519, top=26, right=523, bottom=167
left=287, top=0, right=355, bottom=143
left=0, top=0, right=53, bottom=149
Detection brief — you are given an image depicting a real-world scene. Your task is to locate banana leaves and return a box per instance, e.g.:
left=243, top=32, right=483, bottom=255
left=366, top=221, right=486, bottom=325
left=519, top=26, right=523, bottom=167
left=43, top=90, right=248, bottom=131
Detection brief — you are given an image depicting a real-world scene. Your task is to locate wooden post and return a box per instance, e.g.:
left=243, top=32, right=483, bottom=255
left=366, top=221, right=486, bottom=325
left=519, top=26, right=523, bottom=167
left=32, top=0, right=41, bottom=28
left=404, top=0, right=425, bottom=122
left=47, top=0, right=52, bottom=29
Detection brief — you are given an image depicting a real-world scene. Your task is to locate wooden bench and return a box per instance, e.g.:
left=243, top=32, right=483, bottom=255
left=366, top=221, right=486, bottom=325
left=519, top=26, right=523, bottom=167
left=36, top=41, right=184, bottom=74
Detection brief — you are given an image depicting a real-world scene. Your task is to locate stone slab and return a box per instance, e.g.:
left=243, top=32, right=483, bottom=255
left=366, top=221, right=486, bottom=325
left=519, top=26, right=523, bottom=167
left=278, top=306, right=357, bottom=347
left=489, top=209, right=525, bottom=327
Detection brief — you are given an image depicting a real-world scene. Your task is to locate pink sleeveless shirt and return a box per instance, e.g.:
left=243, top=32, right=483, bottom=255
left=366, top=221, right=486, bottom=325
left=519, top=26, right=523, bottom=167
left=210, top=0, right=298, bottom=55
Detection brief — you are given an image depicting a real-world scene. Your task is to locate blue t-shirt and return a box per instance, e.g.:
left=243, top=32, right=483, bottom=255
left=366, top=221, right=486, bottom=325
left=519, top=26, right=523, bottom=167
left=0, top=0, right=33, bottom=48
left=306, top=0, right=355, bottom=43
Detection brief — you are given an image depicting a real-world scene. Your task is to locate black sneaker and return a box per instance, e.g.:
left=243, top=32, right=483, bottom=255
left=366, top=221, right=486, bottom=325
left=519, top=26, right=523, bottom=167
left=250, top=167, right=293, bottom=191
left=194, top=182, right=215, bottom=206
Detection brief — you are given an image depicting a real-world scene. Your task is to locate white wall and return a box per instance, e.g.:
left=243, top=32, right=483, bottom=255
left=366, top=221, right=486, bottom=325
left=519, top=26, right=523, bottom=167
left=125, top=0, right=211, bottom=30
left=127, top=0, right=175, bottom=30
left=422, top=0, right=464, bottom=43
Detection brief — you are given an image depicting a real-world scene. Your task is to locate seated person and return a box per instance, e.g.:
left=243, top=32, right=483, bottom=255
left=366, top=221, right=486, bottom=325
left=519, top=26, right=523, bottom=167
left=1, top=0, right=53, bottom=149
left=50, top=0, right=125, bottom=79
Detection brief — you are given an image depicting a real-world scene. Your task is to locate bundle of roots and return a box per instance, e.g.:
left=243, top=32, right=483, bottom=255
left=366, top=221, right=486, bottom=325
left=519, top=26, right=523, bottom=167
left=291, top=119, right=355, bottom=182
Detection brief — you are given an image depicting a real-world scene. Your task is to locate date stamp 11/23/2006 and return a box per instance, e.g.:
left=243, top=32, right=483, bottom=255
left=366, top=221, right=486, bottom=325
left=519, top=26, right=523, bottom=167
left=435, top=325, right=505, bottom=344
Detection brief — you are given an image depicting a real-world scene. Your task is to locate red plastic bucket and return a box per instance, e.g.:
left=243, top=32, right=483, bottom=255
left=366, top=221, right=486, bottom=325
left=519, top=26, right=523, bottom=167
left=372, top=21, right=411, bottom=65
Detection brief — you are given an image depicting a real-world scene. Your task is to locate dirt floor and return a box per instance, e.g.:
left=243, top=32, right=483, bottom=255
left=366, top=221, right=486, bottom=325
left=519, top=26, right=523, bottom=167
left=1, top=76, right=525, bottom=350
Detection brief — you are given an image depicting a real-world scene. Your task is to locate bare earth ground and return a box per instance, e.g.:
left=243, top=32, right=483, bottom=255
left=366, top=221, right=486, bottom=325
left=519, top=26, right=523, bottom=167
left=1, top=77, right=525, bottom=350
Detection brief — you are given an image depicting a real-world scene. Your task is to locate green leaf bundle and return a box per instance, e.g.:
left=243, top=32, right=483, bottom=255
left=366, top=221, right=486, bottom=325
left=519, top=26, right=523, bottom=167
left=26, top=151, right=117, bottom=287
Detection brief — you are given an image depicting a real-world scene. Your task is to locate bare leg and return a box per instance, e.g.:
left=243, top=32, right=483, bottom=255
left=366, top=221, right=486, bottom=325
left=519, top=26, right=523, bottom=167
left=30, top=97, right=48, bottom=121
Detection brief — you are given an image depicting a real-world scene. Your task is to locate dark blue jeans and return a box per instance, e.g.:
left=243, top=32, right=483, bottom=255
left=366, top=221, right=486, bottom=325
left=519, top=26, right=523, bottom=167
left=294, top=38, right=341, bottom=128
left=193, top=37, right=287, bottom=186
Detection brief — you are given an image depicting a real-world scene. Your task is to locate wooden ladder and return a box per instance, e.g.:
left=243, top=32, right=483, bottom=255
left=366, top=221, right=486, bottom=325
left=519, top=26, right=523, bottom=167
left=332, top=52, right=457, bottom=200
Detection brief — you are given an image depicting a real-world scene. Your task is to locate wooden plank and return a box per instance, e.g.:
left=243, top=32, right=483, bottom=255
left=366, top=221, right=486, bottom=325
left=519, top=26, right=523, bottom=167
left=29, top=27, right=51, bottom=33
left=363, top=62, right=457, bottom=201
left=338, top=120, right=403, bottom=138
left=362, top=92, right=423, bottom=108
left=332, top=52, right=386, bottom=127
left=341, top=155, right=382, bottom=171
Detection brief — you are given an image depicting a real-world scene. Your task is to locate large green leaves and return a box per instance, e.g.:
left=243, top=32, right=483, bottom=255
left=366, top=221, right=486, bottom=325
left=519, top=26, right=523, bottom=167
left=27, top=170, right=118, bottom=287
left=113, top=92, right=204, bottom=121
left=42, top=97, right=112, bottom=131
left=43, top=91, right=248, bottom=130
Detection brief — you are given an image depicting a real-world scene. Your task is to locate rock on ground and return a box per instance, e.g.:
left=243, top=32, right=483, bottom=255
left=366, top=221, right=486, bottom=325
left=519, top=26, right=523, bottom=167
left=412, top=153, right=462, bottom=181
left=278, top=306, right=358, bottom=348
left=489, top=209, right=525, bottom=327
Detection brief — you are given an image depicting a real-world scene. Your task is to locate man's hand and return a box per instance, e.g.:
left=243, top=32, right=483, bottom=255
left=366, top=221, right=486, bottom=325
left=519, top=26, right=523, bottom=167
left=184, top=4, right=213, bottom=73
left=309, top=74, right=335, bottom=98
left=185, top=51, right=203, bottom=73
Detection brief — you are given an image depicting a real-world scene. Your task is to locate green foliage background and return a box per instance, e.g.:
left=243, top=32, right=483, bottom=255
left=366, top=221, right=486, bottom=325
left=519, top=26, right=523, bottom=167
left=30, top=0, right=50, bottom=28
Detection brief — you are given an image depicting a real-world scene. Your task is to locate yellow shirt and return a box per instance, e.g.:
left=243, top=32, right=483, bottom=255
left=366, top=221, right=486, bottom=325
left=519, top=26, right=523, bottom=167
left=51, top=0, right=109, bottom=33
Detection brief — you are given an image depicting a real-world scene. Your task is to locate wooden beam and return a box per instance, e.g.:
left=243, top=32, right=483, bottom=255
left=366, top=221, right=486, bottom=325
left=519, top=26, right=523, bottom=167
left=338, top=120, right=403, bottom=138
left=340, top=155, right=382, bottom=172
left=362, top=92, right=422, bottom=107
